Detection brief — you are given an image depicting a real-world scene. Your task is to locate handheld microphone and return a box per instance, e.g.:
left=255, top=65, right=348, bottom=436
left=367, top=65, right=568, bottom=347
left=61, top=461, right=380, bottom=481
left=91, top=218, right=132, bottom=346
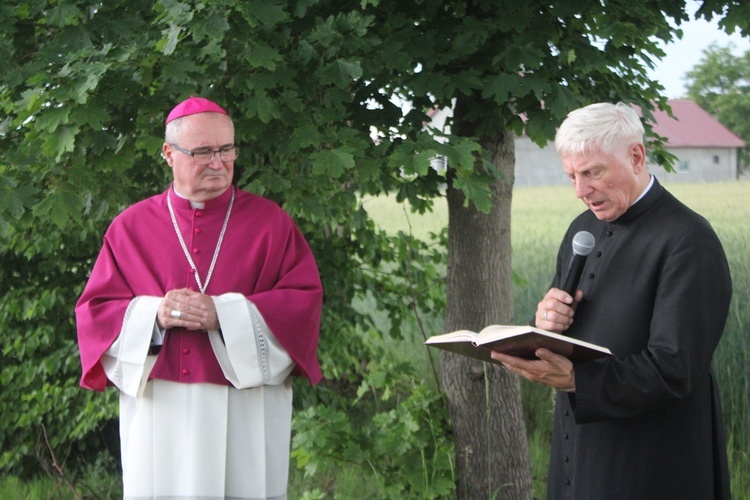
left=560, top=231, right=596, bottom=296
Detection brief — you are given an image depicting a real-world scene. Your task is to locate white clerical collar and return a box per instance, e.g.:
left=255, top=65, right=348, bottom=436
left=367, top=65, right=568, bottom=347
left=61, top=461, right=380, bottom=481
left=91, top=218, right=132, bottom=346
left=632, top=174, right=654, bottom=205
left=172, top=186, right=205, bottom=209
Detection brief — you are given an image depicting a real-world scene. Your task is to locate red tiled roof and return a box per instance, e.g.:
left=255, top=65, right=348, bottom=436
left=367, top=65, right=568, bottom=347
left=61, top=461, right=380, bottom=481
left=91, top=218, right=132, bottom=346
left=650, top=99, right=745, bottom=148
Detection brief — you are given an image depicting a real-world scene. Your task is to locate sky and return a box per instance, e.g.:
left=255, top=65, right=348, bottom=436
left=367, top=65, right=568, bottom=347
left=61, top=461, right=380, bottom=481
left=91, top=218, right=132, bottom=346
left=648, top=13, right=750, bottom=98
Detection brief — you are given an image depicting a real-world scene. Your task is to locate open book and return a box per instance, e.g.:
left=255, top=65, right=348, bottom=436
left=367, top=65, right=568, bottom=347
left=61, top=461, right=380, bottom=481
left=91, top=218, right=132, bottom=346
left=425, top=325, right=611, bottom=364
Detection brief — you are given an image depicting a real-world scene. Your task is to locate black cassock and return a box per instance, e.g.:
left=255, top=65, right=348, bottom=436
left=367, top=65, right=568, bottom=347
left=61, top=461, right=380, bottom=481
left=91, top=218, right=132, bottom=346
left=545, top=177, right=732, bottom=500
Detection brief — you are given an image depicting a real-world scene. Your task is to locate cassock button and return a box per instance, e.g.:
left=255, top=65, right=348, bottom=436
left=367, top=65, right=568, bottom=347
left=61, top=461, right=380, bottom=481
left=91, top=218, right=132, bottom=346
left=192, top=247, right=200, bottom=254
left=564, top=410, right=569, bottom=416
left=182, top=369, right=189, bottom=375
left=596, top=251, right=602, bottom=257
left=195, top=211, right=203, bottom=218
left=588, top=273, right=595, bottom=279
left=564, top=433, right=569, bottom=439
left=194, top=228, right=202, bottom=235
left=563, top=456, right=569, bottom=462
left=182, top=348, right=190, bottom=355
left=565, top=479, right=571, bottom=486
left=607, top=230, right=613, bottom=237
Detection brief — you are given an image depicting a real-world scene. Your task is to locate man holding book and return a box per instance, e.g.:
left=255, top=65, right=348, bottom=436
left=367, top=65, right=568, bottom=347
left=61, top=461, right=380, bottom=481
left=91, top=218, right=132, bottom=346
left=493, top=102, right=732, bottom=499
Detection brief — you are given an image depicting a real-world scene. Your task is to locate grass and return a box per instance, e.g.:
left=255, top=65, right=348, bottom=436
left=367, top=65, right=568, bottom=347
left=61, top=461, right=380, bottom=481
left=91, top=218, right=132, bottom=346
left=0, top=466, right=122, bottom=500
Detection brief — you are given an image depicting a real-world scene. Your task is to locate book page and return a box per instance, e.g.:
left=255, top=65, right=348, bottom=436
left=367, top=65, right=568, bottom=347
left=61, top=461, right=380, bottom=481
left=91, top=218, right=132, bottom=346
left=423, top=338, right=496, bottom=364
left=476, top=325, right=537, bottom=342
left=423, top=330, right=478, bottom=344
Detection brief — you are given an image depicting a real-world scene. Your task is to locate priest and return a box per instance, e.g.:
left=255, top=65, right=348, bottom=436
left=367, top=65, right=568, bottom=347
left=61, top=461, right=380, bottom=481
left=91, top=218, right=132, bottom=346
left=75, top=96, right=323, bottom=499
left=493, top=102, right=732, bottom=499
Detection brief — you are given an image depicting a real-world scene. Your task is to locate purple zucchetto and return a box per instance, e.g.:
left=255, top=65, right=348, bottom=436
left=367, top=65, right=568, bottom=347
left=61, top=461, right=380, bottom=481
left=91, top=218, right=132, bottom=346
left=165, top=96, right=228, bottom=124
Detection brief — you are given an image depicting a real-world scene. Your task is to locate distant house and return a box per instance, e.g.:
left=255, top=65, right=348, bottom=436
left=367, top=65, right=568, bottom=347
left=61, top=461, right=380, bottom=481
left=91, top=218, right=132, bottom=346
left=646, top=100, right=745, bottom=183
left=513, top=99, right=745, bottom=186
left=429, top=100, right=745, bottom=185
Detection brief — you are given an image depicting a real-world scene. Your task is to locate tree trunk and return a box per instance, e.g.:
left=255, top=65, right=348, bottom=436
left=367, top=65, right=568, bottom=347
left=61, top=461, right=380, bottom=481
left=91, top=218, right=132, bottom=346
left=443, top=129, right=532, bottom=499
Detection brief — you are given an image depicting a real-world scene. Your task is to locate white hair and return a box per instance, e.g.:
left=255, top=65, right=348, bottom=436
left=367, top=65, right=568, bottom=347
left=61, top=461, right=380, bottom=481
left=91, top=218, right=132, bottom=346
left=164, top=113, right=234, bottom=143
left=554, top=102, right=644, bottom=158
left=165, top=117, right=183, bottom=144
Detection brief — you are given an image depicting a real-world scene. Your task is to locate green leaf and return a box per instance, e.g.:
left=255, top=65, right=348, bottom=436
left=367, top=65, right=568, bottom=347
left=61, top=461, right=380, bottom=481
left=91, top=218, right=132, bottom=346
left=310, top=149, right=355, bottom=178
left=34, top=107, right=71, bottom=134
left=71, top=62, right=110, bottom=104
left=237, top=2, right=288, bottom=27
left=567, top=49, right=577, bottom=64
left=43, top=125, right=80, bottom=160
left=70, top=105, right=110, bottom=130
left=191, top=9, right=230, bottom=41
left=245, top=93, right=278, bottom=123
left=46, top=4, right=81, bottom=27
left=481, top=74, right=522, bottom=105
left=499, top=43, right=546, bottom=71
left=319, top=59, right=363, bottom=87
left=158, top=23, right=182, bottom=55
left=290, top=124, right=322, bottom=151
left=452, top=173, right=493, bottom=213
left=245, top=42, right=282, bottom=70
left=0, top=181, right=36, bottom=220
left=444, top=137, right=482, bottom=172
left=30, top=189, right=81, bottom=228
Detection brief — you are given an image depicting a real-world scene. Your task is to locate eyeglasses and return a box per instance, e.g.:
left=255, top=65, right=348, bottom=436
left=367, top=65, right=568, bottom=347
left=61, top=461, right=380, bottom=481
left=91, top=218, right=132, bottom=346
left=169, top=143, right=239, bottom=165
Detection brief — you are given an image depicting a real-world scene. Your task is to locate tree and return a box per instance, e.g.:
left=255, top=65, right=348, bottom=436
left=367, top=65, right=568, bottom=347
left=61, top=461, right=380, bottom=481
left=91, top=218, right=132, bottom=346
left=686, top=43, right=750, bottom=174
left=2, top=0, right=747, bottom=497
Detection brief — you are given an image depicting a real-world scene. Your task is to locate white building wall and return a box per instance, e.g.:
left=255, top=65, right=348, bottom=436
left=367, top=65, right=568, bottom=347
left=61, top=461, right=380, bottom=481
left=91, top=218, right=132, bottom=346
left=513, top=136, right=568, bottom=186
left=513, top=137, right=739, bottom=186
left=650, top=147, right=738, bottom=183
